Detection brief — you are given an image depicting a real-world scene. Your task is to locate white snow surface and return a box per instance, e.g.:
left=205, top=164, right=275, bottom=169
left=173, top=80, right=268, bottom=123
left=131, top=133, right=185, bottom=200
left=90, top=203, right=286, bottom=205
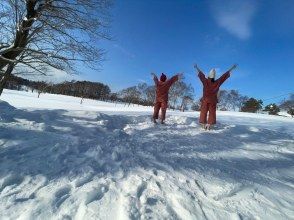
left=0, top=89, right=293, bottom=220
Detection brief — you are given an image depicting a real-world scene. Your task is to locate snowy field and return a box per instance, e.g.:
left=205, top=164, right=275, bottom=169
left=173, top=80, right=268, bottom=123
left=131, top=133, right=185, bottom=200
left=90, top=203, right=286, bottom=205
left=0, top=89, right=293, bottom=220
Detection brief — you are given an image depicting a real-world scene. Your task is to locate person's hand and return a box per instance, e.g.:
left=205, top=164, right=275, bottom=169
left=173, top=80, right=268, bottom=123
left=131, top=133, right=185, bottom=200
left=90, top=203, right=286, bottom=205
left=194, top=64, right=201, bottom=72
left=151, top=72, right=156, bottom=77
left=228, top=64, right=237, bottom=72
left=178, top=72, right=184, bottom=79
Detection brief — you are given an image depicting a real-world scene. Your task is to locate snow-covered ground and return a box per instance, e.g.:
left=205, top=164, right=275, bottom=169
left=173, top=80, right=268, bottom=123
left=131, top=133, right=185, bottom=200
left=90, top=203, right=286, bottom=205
left=0, top=89, right=293, bottom=220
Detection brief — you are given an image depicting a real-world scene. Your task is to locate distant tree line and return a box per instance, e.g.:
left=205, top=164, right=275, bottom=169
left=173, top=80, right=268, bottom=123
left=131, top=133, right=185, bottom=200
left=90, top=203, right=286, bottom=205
left=4, top=75, right=196, bottom=110
left=4, top=75, right=293, bottom=116
left=4, top=75, right=111, bottom=101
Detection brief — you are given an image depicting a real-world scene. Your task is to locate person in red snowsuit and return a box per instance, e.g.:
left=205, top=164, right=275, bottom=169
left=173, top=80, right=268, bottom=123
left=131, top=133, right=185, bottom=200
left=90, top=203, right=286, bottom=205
left=195, top=64, right=237, bottom=130
left=151, top=72, right=183, bottom=124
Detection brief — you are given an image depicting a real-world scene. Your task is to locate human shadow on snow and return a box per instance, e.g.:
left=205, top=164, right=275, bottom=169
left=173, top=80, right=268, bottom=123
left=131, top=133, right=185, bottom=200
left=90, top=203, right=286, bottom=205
left=0, top=100, right=293, bottom=191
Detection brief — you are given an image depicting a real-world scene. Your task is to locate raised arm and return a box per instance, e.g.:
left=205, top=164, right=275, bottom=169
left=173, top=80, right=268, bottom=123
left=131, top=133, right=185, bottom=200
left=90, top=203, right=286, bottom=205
left=151, top=73, right=159, bottom=86
left=167, top=72, right=183, bottom=87
left=167, top=74, right=179, bottom=86
left=194, top=64, right=206, bottom=84
left=217, top=71, right=230, bottom=85
left=217, top=64, right=237, bottom=85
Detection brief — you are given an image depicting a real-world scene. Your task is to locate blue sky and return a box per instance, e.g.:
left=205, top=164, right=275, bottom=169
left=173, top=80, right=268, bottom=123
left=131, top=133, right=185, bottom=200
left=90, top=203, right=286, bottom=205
left=81, top=0, right=294, bottom=104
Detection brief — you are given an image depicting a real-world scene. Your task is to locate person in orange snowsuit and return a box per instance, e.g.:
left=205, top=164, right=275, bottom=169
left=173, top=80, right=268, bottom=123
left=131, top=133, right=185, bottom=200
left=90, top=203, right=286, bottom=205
left=151, top=72, right=183, bottom=124
left=194, top=64, right=237, bottom=130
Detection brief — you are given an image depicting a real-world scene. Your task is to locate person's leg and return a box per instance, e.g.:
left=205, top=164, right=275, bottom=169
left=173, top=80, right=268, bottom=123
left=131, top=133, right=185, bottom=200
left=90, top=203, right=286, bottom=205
left=153, top=102, right=161, bottom=123
left=199, top=101, right=208, bottom=126
left=207, top=102, right=217, bottom=126
left=160, top=102, right=168, bottom=124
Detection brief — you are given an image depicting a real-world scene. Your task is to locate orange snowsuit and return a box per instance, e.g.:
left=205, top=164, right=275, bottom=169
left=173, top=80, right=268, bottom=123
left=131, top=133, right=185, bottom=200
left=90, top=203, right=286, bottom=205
left=153, top=75, right=178, bottom=121
left=198, top=71, right=230, bottom=124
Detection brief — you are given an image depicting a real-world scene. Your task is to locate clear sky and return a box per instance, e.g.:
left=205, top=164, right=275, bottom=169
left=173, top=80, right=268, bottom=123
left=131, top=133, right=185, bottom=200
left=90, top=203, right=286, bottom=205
left=81, top=0, right=294, bottom=103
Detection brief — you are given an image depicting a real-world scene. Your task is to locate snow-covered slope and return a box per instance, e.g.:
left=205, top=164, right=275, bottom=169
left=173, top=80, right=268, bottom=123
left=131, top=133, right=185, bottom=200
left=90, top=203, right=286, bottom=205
left=0, top=89, right=293, bottom=220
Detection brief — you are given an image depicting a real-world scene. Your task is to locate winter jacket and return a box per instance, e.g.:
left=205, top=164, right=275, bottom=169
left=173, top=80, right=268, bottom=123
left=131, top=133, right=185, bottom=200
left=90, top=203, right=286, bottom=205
left=198, top=71, right=230, bottom=103
left=154, top=75, right=178, bottom=102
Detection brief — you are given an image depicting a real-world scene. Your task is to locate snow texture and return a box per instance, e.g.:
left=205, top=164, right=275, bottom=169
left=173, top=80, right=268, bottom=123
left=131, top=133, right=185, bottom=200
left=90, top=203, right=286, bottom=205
left=0, top=89, right=293, bottom=220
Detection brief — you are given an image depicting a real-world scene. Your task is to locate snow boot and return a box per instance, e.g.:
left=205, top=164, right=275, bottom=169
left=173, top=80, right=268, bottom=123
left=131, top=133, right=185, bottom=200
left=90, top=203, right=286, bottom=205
left=205, top=124, right=212, bottom=130
left=201, top=123, right=206, bottom=130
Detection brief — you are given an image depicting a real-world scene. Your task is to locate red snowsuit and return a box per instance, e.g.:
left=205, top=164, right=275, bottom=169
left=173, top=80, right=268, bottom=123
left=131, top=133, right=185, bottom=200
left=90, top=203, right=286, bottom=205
left=198, top=71, right=230, bottom=124
left=153, top=75, right=178, bottom=121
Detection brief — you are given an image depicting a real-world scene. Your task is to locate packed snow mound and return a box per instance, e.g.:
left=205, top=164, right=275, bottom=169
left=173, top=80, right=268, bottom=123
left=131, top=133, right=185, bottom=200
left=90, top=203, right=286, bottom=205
left=0, top=100, right=16, bottom=111
left=0, top=90, right=294, bottom=220
left=0, top=100, right=17, bottom=122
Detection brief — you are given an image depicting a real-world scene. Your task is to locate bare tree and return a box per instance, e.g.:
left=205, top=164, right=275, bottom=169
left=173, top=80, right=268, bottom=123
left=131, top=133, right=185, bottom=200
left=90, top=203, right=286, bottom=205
left=137, top=82, right=148, bottom=102
left=169, top=79, right=194, bottom=109
left=218, top=90, right=229, bottom=110
left=191, top=100, right=201, bottom=111
left=280, top=93, right=294, bottom=117
left=180, top=95, right=193, bottom=112
left=119, top=86, right=141, bottom=106
left=0, top=0, right=112, bottom=95
left=218, top=89, right=248, bottom=111
left=145, top=85, right=155, bottom=105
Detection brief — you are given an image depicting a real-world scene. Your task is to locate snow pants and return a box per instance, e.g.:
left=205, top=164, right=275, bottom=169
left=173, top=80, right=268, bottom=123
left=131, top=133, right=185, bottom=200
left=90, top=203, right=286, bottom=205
left=153, top=101, right=168, bottom=121
left=199, top=101, right=217, bottom=125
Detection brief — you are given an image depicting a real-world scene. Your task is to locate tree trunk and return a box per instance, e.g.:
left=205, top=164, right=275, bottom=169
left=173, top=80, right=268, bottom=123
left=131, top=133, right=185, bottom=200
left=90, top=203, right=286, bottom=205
left=0, top=1, right=37, bottom=70
left=0, top=64, right=14, bottom=96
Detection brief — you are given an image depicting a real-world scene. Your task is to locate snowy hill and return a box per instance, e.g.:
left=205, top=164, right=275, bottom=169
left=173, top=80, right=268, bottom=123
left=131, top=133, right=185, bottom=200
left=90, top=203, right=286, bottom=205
left=0, top=89, right=293, bottom=220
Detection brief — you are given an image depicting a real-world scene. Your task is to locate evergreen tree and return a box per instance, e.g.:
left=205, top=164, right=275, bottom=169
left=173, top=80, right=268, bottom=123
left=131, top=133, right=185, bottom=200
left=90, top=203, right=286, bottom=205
left=264, top=103, right=280, bottom=115
left=241, top=98, right=263, bottom=113
left=287, top=108, right=294, bottom=117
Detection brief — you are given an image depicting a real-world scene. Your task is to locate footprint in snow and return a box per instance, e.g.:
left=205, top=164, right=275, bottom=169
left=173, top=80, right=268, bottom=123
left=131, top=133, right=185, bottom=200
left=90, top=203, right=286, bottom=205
left=15, top=193, right=36, bottom=203
left=213, top=184, right=243, bottom=201
left=61, top=215, right=72, bottom=220
left=0, top=174, right=23, bottom=193
left=85, top=185, right=109, bottom=205
left=53, top=186, right=71, bottom=210
left=155, top=181, right=162, bottom=190
left=136, top=182, right=147, bottom=199
left=75, top=174, right=94, bottom=188
left=146, top=197, right=158, bottom=206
